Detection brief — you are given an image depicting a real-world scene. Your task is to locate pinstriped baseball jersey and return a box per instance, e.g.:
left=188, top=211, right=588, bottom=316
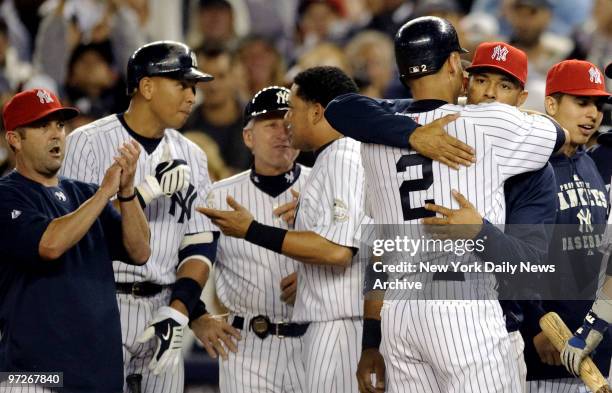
left=60, top=114, right=215, bottom=285
left=292, top=137, right=367, bottom=322
left=206, top=164, right=311, bottom=321
left=362, top=102, right=561, bottom=226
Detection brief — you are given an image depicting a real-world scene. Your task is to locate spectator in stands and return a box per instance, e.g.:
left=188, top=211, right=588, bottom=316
left=570, top=0, right=612, bottom=94
left=234, top=35, right=286, bottom=102
left=182, top=44, right=251, bottom=172
left=34, top=0, right=145, bottom=87
left=195, top=0, right=237, bottom=49
left=294, top=0, right=350, bottom=57
left=505, top=0, right=573, bottom=111
left=344, top=30, right=394, bottom=98
left=63, top=41, right=129, bottom=129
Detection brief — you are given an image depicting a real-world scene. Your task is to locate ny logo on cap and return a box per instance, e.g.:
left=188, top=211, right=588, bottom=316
left=491, top=45, right=509, bottom=62
left=36, top=90, right=54, bottom=104
left=276, top=90, right=289, bottom=104
left=588, top=67, right=602, bottom=84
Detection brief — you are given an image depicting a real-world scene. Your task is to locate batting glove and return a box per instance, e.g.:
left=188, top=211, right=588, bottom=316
left=561, top=309, right=608, bottom=376
left=136, top=159, right=191, bottom=206
left=136, top=306, right=189, bottom=375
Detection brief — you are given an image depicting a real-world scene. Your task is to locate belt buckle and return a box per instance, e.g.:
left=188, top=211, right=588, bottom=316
left=132, top=282, right=144, bottom=297
left=250, top=315, right=270, bottom=339
left=276, top=323, right=285, bottom=339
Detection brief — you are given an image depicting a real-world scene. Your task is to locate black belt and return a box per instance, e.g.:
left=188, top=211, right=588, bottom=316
left=232, top=315, right=309, bottom=339
left=116, top=282, right=168, bottom=297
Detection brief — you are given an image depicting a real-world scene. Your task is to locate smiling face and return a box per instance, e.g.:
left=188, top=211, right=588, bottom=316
left=244, top=112, right=298, bottom=174
left=284, top=84, right=317, bottom=152
left=7, top=115, right=66, bottom=178
left=146, top=76, right=197, bottom=129
left=545, top=94, right=606, bottom=146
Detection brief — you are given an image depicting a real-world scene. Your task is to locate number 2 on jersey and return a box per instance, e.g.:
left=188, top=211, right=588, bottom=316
left=396, top=153, right=435, bottom=221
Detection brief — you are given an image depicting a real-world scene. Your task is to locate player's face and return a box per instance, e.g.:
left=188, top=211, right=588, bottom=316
left=546, top=94, right=605, bottom=146
left=245, top=114, right=298, bottom=172
left=467, top=72, right=527, bottom=107
left=149, top=77, right=197, bottom=129
left=11, top=118, right=66, bottom=177
left=285, top=84, right=315, bottom=151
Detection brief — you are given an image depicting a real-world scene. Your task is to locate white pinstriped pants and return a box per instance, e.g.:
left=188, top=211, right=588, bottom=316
left=219, top=315, right=306, bottom=393
left=509, top=330, right=528, bottom=393
left=302, top=318, right=362, bottom=393
left=380, top=300, right=522, bottom=393
left=527, top=379, right=589, bottom=393
left=117, top=290, right=184, bottom=393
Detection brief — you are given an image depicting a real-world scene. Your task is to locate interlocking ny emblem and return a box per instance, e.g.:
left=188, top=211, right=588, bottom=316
left=276, top=89, right=289, bottom=104
left=589, top=66, right=602, bottom=84
left=577, top=208, right=593, bottom=234
left=36, top=89, right=54, bottom=104
left=169, top=184, right=197, bottom=223
left=491, top=45, right=509, bottom=62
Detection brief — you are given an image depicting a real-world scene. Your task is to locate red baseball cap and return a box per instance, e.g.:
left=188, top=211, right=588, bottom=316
left=545, top=60, right=611, bottom=97
left=2, top=88, right=79, bottom=131
left=465, top=42, right=528, bottom=85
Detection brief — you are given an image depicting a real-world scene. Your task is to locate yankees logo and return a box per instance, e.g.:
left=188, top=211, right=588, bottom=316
left=37, top=89, right=54, bottom=104
left=577, top=208, right=594, bottom=234
left=491, top=45, right=509, bottom=62
left=276, top=89, right=289, bottom=104
left=588, top=66, right=602, bottom=84
left=54, top=191, right=67, bottom=202
left=169, top=184, right=197, bottom=223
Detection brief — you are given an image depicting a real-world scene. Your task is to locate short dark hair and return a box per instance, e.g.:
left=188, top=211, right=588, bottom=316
left=293, top=66, right=358, bottom=107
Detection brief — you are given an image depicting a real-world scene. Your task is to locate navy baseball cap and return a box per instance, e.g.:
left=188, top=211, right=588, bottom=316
left=606, top=63, right=611, bottom=79
left=243, top=86, right=290, bottom=127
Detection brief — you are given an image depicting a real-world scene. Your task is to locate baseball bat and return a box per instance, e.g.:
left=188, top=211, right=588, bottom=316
left=539, top=312, right=612, bottom=393
left=126, top=373, right=142, bottom=393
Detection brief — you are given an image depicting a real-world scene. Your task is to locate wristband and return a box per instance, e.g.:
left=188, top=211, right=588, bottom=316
left=117, top=192, right=137, bottom=202
left=244, top=221, right=288, bottom=254
left=171, top=277, right=203, bottom=316
left=189, top=299, right=208, bottom=324
left=362, top=318, right=382, bottom=350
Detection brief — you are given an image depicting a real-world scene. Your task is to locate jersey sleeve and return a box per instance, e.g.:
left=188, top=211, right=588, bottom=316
left=308, top=150, right=366, bottom=249
left=60, top=130, right=101, bottom=184
left=325, top=93, right=416, bottom=147
left=179, top=149, right=219, bottom=269
left=0, top=188, right=56, bottom=267
left=466, top=104, right=564, bottom=177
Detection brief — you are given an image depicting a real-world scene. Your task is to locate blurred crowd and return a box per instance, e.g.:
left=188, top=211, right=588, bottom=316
left=0, top=0, right=611, bottom=180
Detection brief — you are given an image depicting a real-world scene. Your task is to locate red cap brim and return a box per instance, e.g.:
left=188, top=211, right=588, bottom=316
left=465, top=64, right=526, bottom=85
left=11, top=107, right=80, bottom=130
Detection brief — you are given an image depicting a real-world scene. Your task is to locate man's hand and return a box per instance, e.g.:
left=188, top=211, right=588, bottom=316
left=114, top=140, right=141, bottom=198
left=421, top=190, right=483, bottom=239
left=196, top=196, right=254, bottom=238
left=136, top=144, right=191, bottom=205
left=136, top=306, right=189, bottom=375
left=409, top=113, right=474, bottom=170
left=280, top=272, right=298, bottom=305
left=534, top=331, right=561, bottom=366
left=99, top=164, right=122, bottom=200
left=357, top=348, right=386, bottom=393
left=273, top=189, right=300, bottom=226
left=561, top=310, right=608, bottom=376
left=191, top=314, right=241, bottom=361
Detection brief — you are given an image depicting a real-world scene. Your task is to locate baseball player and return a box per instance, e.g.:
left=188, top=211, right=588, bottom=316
left=198, top=66, right=368, bottom=393
left=327, top=16, right=567, bottom=393
left=326, top=41, right=558, bottom=393
left=560, top=61, right=612, bottom=382
left=0, top=88, right=150, bottom=392
left=189, top=86, right=309, bottom=393
left=60, top=41, right=226, bottom=393
left=588, top=62, right=612, bottom=192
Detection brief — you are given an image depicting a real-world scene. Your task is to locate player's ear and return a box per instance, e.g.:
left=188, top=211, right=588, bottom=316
left=544, top=95, right=559, bottom=117
left=517, top=90, right=528, bottom=107
left=138, top=77, right=154, bottom=100
left=243, top=124, right=254, bottom=150
left=310, top=102, right=324, bottom=125
left=5, top=130, right=22, bottom=152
